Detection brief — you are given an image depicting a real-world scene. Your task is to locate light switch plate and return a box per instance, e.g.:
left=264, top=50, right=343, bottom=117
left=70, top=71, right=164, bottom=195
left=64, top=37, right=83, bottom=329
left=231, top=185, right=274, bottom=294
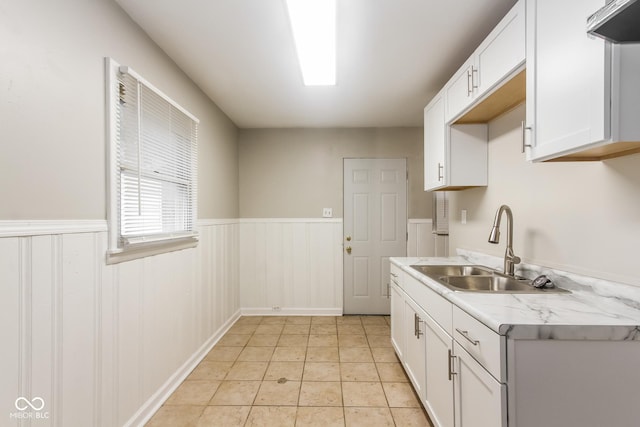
left=322, top=208, right=333, bottom=218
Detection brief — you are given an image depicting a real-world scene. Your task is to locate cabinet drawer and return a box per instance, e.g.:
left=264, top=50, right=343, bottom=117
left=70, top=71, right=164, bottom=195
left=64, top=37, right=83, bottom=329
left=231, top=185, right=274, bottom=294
left=390, top=263, right=404, bottom=289
left=404, top=273, right=453, bottom=335
left=453, top=306, right=504, bottom=382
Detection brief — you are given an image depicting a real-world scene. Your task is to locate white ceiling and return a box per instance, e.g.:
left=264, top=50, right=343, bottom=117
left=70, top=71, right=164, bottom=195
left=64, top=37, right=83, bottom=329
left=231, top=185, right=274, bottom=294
left=115, top=0, right=517, bottom=128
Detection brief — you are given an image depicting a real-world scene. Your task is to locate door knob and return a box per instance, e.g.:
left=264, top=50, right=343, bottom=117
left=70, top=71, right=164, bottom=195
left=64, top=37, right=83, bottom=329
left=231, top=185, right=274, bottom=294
left=345, top=246, right=352, bottom=254
left=345, top=236, right=351, bottom=241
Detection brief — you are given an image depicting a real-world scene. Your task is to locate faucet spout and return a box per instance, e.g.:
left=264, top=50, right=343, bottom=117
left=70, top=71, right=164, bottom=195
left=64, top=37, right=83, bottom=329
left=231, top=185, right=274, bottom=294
left=488, top=205, right=521, bottom=277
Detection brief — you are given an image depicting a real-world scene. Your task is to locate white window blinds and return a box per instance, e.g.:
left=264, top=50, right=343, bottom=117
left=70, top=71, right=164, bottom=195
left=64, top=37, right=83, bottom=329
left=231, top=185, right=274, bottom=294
left=110, top=62, right=198, bottom=250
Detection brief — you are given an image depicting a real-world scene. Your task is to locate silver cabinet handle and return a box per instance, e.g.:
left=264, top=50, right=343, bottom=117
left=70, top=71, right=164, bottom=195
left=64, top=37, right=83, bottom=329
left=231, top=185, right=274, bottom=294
left=467, top=66, right=478, bottom=96
left=414, top=313, right=418, bottom=337
left=521, top=121, right=532, bottom=153
left=415, top=314, right=423, bottom=338
left=455, top=328, right=479, bottom=346
left=471, top=66, right=478, bottom=89
left=390, top=272, right=398, bottom=278
left=437, top=162, right=444, bottom=181
left=448, top=349, right=457, bottom=381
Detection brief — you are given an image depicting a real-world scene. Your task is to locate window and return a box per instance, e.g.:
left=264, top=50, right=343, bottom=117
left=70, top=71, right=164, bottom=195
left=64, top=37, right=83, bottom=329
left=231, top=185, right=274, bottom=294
left=106, top=58, right=199, bottom=263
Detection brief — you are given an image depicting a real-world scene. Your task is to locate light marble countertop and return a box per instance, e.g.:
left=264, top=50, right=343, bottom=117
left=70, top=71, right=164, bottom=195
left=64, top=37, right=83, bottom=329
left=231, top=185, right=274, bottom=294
left=391, top=250, right=640, bottom=341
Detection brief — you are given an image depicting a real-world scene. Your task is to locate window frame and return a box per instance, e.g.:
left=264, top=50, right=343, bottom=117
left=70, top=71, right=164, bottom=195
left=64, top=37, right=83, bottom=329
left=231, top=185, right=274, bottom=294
left=105, top=57, right=199, bottom=264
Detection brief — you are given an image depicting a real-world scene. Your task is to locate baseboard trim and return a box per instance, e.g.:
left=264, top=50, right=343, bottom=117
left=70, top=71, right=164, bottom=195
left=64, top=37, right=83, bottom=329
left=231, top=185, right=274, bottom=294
left=240, top=307, right=343, bottom=316
left=125, top=309, right=242, bottom=427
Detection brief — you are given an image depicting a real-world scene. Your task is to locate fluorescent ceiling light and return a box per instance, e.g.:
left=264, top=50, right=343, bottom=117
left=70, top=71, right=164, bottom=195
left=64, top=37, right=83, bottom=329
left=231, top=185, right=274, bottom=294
left=285, top=0, right=336, bottom=86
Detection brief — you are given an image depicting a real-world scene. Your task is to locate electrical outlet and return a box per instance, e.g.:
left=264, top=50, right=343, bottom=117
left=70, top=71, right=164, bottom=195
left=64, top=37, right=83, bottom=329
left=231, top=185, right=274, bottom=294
left=322, top=208, right=333, bottom=218
left=461, top=209, right=467, bottom=224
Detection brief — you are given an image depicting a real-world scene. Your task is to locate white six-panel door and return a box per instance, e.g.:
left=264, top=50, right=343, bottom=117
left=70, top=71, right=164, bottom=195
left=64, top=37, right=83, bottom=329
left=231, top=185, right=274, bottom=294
left=343, top=158, right=407, bottom=314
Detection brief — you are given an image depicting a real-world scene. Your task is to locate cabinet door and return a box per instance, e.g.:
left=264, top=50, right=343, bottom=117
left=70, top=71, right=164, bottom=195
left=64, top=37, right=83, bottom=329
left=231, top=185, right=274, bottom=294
left=403, top=298, right=426, bottom=401
left=475, top=0, right=525, bottom=96
left=454, top=342, right=506, bottom=427
left=423, top=313, right=454, bottom=427
left=424, top=94, right=446, bottom=191
left=525, top=0, right=609, bottom=161
left=445, top=57, right=476, bottom=122
left=390, top=282, right=405, bottom=361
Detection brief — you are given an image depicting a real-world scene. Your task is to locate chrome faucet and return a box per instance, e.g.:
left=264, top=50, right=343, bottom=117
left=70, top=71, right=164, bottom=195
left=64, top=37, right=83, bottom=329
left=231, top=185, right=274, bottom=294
left=488, top=205, right=521, bottom=277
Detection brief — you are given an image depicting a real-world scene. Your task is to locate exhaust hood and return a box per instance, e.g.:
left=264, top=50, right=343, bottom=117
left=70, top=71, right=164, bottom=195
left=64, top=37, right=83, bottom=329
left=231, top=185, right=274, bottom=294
left=587, top=0, right=640, bottom=43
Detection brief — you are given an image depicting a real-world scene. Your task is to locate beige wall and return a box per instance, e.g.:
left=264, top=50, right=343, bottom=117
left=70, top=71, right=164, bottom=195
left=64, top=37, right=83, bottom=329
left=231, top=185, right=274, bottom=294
left=0, top=0, right=238, bottom=220
left=449, top=103, right=640, bottom=286
left=238, top=128, right=429, bottom=218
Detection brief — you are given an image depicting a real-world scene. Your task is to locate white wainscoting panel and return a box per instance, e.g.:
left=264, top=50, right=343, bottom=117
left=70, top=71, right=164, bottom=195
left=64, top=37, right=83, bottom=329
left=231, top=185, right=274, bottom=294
left=407, top=219, right=450, bottom=257
left=0, top=220, right=239, bottom=427
left=239, top=219, right=343, bottom=315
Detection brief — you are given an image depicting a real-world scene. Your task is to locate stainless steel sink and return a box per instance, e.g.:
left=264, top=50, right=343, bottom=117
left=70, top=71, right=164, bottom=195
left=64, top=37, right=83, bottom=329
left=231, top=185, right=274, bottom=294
left=410, top=264, right=494, bottom=277
left=409, top=264, right=570, bottom=294
left=440, top=275, right=569, bottom=293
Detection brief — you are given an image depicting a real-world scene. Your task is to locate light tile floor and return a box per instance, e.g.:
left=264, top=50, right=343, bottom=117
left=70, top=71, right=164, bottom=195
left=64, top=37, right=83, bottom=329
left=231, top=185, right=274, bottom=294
left=146, top=315, right=434, bottom=427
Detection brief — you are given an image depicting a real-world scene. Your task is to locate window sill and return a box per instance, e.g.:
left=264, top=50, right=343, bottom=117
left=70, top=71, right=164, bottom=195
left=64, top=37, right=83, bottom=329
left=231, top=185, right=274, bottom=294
left=106, top=235, right=198, bottom=265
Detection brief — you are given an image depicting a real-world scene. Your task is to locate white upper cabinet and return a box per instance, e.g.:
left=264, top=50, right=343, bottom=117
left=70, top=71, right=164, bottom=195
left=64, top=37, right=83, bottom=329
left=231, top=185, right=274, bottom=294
left=445, top=0, right=525, bottom=123
left=474, top=1, right=525, bottom=97
left=445, top=56, right=477, bottom=123
left=525, top=0, right=640, bottom=161
left=425, top=1, right=523, bottom=191
left=424, top=93, right=488, bottom=191
left=424, top=92, right=447, bottom=191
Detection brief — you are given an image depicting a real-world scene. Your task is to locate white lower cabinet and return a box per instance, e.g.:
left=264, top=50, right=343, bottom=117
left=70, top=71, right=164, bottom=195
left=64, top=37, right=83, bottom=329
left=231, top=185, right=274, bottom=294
left=391, top=263, right=640, bottom=427
left=391, top=268, right=504, bottom=427
left=453, top=342, right=506, bottom=427
left=423, top=312, right=454, bottom=427
left=403, top=296, right=427, bottom=400
left=390, top=282, right=404, bottom=359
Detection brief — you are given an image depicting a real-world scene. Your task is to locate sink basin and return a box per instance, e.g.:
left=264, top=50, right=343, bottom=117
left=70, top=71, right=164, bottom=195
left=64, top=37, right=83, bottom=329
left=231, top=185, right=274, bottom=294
left=411, top=264, right=494, bottom=277
left=441, top=275, right=569, bottom=293
left=409, top=264, right=570, bottom=294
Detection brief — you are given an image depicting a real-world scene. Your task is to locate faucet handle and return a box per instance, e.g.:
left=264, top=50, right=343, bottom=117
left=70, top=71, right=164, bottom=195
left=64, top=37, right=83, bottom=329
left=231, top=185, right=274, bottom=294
left=512, top=255, right=521, bottom=265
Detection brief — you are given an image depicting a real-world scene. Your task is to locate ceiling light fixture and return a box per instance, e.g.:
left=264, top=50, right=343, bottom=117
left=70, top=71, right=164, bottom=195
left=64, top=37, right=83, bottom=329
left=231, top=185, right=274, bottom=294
left=285, top=0, right=336, bottom=86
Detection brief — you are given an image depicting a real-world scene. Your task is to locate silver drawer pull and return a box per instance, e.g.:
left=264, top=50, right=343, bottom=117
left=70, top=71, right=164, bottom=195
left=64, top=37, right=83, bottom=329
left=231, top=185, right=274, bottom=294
left=455, top=328, right=479, bottom=346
